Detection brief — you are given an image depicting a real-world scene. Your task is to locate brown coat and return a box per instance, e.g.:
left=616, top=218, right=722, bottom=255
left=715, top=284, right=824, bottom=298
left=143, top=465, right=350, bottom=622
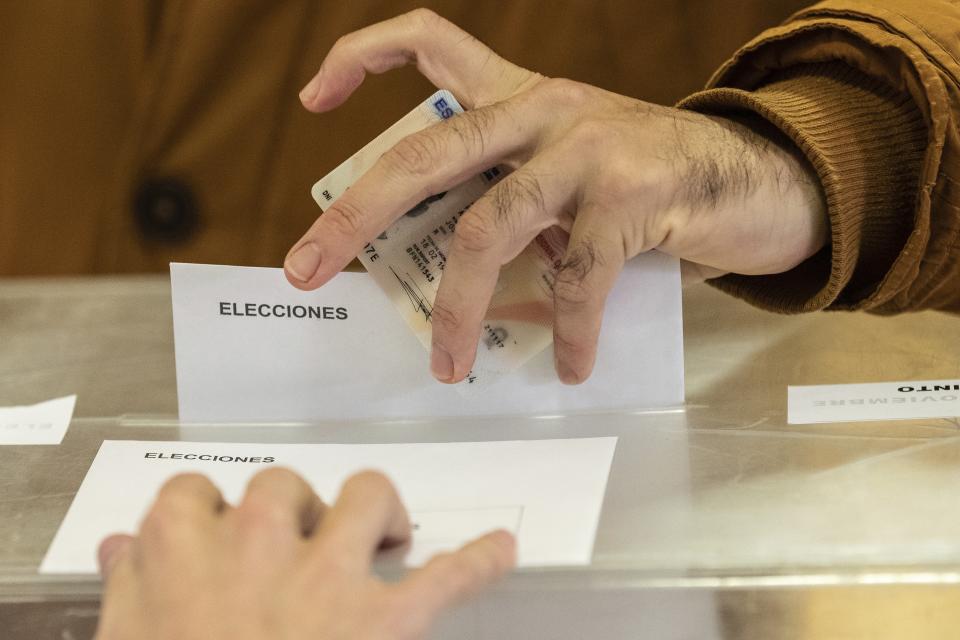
left=1, top=0, right=806, bottom=275
left=682, top=0, right=960, bottom=313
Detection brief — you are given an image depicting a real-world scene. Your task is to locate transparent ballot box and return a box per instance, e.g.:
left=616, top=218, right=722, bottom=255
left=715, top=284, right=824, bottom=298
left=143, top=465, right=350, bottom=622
left=2, top=276, right=960, bottom=639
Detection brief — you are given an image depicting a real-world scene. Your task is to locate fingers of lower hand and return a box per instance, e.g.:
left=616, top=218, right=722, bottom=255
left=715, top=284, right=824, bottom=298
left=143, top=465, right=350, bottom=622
left=141, top=473, right=224, bottom=536
left=397, top=529, right=515, bottom=623
left=237, top=467, right=326, bottom=540
left=130, top=474, right=225, bottom=573
left=311, top=470, right=410, bottom=568
left=97, top=534, right=135, bottom=581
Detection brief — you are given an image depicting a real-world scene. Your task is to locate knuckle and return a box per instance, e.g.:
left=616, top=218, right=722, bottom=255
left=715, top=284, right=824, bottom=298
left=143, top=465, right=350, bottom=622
left=249, top=466, right=303, bottom=491
left=554, top=244, right=600, bottom=309
left=387, top=133, right=444, bottom=178
left=139, top=505, right=191, bottom=544
left=553, top=276, right=592, bottom=309
left=539, top=77, right=593, bottom=106
left=236, top=499, right=292, bottom=531
left=594, top=156, right=647, bottom=200
left=407, top=7, right=443, bottom=30
left=343, top=469, right=396, bottom=502
left=495, top=173, right=546, bottom=223
left=447, top=110, right=491, bottom=156
left=347, top=468, right=392, bottom=490
left=332, top=33, right=352, bottom=53
left=154, top=473, right=208, bottom=510
left=323, top=199, right=366, bottom=237
left=567, top=118, right=613, bottom=148
left=429, top=296, right=466, bottom=334
left=454, top=212, right=499, bottom=254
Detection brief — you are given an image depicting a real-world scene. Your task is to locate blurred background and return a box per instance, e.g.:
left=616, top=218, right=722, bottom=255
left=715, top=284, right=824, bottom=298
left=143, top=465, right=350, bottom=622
left=0, top=0, right=809, bottom=276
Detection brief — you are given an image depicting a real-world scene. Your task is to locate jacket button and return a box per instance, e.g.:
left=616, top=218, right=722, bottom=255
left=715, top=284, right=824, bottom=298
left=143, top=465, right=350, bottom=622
left=133, top=178, right=199, bottom=243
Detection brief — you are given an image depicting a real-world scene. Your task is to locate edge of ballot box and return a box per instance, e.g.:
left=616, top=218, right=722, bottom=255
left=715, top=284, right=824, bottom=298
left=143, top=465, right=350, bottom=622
left=5, top=406, right=960, bottom=603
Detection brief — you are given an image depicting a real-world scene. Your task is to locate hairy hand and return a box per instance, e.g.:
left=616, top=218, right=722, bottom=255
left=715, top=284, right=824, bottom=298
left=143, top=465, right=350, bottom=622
left=287, top=9, right=826, bottom=384
left=94, top=468, right=514, bottom=640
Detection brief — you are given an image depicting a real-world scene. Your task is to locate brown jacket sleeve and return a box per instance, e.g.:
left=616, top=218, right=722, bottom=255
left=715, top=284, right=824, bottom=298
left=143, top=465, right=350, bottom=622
left=678, top=0, right=960, bottom=314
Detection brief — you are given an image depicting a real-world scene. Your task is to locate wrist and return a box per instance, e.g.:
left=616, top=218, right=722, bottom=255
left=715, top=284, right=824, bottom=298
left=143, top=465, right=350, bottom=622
left=718, top=113, right=828, bottom=275
left=678, top=62, right=927, bottom=312
left=665, top=111, right=827, bottom=277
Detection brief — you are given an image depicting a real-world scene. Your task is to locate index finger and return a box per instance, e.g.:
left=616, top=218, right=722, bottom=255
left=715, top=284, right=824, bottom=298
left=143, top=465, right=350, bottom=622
left=395, top=529, right=516, bottom=630
left=284, top=96, right=542, bottom=289
left=300, top=9, right=538, bottom=112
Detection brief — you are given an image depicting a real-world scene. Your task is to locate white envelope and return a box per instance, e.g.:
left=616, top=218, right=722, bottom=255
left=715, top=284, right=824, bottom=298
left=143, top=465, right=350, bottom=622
left=171, top=255, right=683, bottom=422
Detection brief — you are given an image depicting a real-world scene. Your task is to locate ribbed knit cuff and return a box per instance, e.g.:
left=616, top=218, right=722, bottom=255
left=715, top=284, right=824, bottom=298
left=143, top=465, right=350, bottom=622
left=678, top=62, right=927, bottom=313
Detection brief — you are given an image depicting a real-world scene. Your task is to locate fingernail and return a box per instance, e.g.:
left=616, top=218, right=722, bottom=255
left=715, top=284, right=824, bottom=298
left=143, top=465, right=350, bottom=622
left=299, top=67, right=324, bottom=105
left=431, top=345, right=454, bottom=382
left=285, top=242, right=322, bottom=282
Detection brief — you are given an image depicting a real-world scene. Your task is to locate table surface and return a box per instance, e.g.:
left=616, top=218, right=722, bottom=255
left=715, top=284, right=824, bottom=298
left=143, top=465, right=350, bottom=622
left=2, top=274, right=960, bottom=637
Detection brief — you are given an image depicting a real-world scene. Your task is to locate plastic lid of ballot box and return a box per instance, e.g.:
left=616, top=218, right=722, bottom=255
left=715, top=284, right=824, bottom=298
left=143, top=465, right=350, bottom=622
left=2, top=277, right=960, bottom=602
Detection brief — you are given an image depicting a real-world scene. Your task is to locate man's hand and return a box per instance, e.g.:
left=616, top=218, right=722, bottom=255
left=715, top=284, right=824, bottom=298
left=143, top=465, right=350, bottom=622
left=94, top=468, right=515, bottom=640
left=286, top=9, right=827, bottom=384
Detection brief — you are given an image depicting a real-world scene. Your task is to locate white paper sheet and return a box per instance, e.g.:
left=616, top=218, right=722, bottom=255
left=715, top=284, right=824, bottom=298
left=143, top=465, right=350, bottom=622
left=0, top=395, right=76, bottom=445
left=41, top=437, right=618, bottom=573
left=170, top=259, right=683, bottom=422
left=788, top=379, right=960, bottom=424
